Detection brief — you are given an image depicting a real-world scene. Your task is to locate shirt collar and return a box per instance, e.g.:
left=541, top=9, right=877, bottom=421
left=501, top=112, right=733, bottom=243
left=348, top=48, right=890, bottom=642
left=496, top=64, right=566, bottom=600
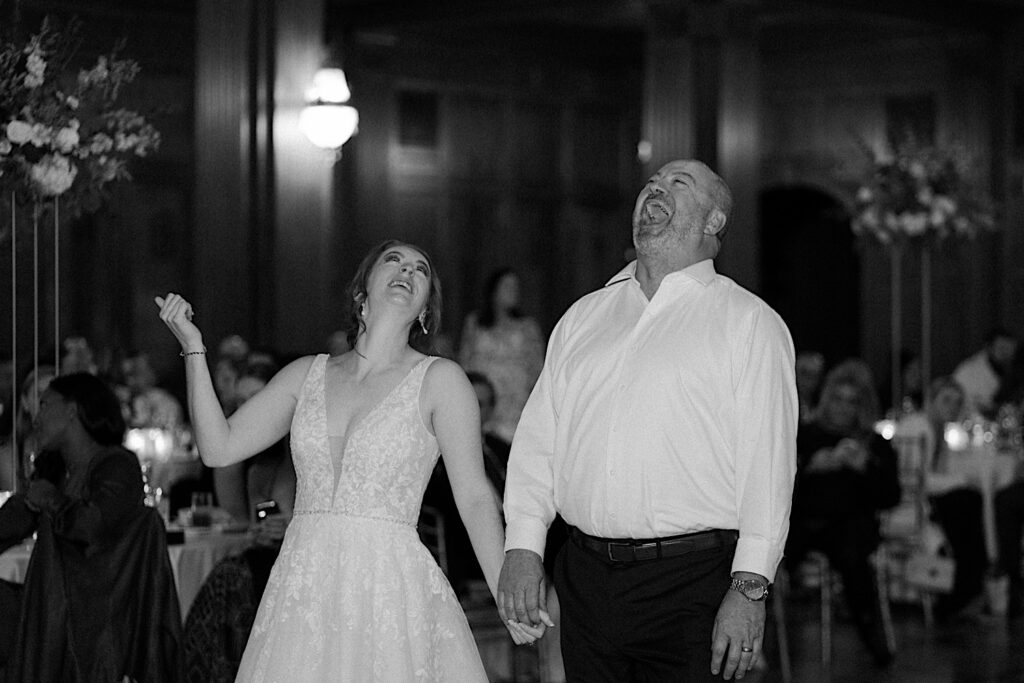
left=605, top=259, right=717, bottom=288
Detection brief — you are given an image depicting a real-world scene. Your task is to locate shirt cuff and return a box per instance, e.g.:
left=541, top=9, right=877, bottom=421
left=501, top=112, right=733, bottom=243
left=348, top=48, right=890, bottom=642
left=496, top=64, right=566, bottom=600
left=503, top=517, right=550, bottom=559
left=730, top=536, right=783, bottom=583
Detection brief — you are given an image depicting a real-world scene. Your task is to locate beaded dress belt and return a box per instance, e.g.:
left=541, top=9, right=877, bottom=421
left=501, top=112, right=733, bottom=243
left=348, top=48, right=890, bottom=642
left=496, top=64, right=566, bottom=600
left=571, top=527, right=738, bottom=562
left=292, top=510, right=415, bottom=528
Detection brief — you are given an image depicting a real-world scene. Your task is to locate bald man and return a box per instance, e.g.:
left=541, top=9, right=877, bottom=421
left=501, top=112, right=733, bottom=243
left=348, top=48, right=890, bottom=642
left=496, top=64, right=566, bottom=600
left=498, top=160, right=797, bottom=682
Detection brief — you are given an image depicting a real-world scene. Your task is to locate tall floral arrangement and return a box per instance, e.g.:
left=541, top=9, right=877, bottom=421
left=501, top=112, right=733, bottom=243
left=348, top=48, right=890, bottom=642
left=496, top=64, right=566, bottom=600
left=850, top=137, right=994, bottom=245
left=849, top=135, right=996, bottom=416
left=0, top=16, right=160, bottom=221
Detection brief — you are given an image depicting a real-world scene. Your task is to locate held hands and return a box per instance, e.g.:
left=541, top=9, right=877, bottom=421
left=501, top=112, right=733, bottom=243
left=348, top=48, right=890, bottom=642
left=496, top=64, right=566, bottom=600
left=497, top=549, right=556, bottom=645
left=154, top=293, right=204, bottom=353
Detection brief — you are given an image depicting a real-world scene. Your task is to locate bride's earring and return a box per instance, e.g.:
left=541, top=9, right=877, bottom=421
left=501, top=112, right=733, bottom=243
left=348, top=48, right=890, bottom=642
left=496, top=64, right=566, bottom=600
left=418, top=310, right=429, bottom=335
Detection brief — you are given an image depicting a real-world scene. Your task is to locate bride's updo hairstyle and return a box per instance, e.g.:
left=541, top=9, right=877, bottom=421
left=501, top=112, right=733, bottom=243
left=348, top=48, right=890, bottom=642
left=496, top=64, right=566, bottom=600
left=344, top=239, right=443, bottom=353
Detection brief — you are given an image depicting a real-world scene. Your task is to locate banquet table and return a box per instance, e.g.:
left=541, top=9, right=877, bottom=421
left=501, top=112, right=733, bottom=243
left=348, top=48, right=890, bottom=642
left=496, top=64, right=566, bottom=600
left=944, top=444, right=1023, bottom=561
left=0, top=525, right=252, bottom=622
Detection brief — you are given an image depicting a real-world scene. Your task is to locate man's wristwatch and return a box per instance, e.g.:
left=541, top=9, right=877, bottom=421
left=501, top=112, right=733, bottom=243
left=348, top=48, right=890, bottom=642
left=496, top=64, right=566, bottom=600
left=729, top=577, right=770, bottom=602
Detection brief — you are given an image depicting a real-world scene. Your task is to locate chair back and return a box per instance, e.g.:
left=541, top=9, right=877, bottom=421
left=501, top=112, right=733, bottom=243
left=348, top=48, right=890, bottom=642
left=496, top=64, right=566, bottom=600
left=6, top=506, right=183, bottom=682
left=882, top=432, right=929, bottom=538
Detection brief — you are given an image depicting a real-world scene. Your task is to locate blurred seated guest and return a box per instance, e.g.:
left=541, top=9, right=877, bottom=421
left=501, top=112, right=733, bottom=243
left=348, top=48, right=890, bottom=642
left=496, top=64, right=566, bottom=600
left=213, top=334, right=250, bottom=416
left=795, top=351, right=825, bottom=424
left=8, top=364, right=57, bottom=491
left=60, top=335, right=98, bottom=376
left=898, top=377, right=987, bottom=620
left=213, top=360, right=296, bottom=524
left=883, top=349, right=924, bottom=415
left=786, top=359, right=900, bottom=667
left=468, top=371, right=511, bottom=493
left=121, top=350, right=184, bottom=430
left=0, top=373, right=182, bottom=681
left=953, top=328, right=1018, bottom=418
left=996, top=480, right=1024, bottom=619
left=459, top=268, right=545, bottom=442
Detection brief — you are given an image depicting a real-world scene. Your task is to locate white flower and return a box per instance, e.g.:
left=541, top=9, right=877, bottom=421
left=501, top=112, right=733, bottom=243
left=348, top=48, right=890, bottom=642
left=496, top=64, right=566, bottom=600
left=856, top=186, right=873, bottom=203
left=24, top=52, right=46, bottom=88
left=933, top=195, right=956, bottom=216
left=89, top=133, right=114, bottom=155
left=28, top=123, right=51, bottom=147
left=29, top=154, right=78, bottom=196
left=54, top=126, right=80, bottom=153
left=5, top=120, right=33, bottom=145
left=916, top=186, right=934, bottom=206
left=900, top=212, right=929, bottom=236
left=0, top=139, right=11, bottom=155
left=908, top=161, right=927, bottom=180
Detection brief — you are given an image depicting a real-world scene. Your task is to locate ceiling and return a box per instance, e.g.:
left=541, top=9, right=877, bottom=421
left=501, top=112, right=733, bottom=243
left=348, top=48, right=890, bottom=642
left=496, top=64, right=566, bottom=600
left=328, top=0, right=1022, bottom=36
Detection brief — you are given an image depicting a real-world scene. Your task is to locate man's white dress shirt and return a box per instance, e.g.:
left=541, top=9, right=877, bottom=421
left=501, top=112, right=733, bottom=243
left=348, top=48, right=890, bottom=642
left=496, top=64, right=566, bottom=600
left=504, top=259, right=798, bottom=581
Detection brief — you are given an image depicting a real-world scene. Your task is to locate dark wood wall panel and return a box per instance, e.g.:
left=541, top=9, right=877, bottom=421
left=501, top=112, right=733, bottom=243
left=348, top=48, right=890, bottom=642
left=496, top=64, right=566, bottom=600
left=338, top=25, right=644, bottom=342
left=760, top=24, right=1004, bottom=387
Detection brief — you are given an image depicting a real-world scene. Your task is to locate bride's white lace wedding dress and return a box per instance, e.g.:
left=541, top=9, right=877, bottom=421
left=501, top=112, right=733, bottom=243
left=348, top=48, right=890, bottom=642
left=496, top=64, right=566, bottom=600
left=235, top=354, right=488, bottom=681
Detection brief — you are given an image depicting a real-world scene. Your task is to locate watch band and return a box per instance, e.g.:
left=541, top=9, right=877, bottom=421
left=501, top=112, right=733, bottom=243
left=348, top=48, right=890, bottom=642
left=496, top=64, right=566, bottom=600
left=729, top=577, right=770, bottom=601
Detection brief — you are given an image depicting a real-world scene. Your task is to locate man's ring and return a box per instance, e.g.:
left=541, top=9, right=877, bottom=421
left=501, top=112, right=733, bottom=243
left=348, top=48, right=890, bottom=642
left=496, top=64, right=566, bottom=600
left=741, top=647, right=753, bottom=653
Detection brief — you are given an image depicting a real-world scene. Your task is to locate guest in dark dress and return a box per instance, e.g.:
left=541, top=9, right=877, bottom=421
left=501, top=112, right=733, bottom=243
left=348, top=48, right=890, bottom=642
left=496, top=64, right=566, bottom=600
left=786, top=359, right=900, bottom=667
left=0, top=373, right=182, bottom=682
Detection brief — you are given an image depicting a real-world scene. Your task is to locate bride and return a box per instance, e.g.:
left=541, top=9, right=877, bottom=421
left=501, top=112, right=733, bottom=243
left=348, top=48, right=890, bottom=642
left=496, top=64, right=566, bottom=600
left=156, top=240, right=548, bottom=680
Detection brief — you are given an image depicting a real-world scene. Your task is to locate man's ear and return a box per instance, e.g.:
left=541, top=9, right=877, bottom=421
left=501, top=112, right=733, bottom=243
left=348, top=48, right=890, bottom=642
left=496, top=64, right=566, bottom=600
left=704, top=208, right=727, bottom=238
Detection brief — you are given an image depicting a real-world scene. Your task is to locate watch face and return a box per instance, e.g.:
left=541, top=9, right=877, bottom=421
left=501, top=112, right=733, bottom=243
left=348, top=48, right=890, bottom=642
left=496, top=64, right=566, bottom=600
left=745, top=584, right=767, bottom=600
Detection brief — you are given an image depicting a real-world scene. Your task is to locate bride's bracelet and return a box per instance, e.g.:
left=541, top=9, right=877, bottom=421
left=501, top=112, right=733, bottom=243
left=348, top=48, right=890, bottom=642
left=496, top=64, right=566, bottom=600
left=179, top=346, right=207, bottom=358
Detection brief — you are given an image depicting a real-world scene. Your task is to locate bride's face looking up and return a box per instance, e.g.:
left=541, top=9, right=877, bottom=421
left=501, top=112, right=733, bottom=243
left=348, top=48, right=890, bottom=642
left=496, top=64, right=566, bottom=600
left=365, top=245, right=432, bottom=326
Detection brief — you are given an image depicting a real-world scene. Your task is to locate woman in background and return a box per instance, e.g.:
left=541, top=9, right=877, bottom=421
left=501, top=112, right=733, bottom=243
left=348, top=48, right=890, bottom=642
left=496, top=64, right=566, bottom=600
left=0, top=373, right=180, bottom=682
left=897, top=377, right=988, bottom=620
left=786, top=359, right=900, bottom=668
left=459, top=268, right=545, bottom=442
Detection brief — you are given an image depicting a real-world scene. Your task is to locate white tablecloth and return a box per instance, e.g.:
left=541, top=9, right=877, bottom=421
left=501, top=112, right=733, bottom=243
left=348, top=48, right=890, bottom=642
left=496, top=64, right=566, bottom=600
left=0, top=539, right=33, bottom=583
left=0, top=528, right=252, bottom=622
left=944, top=445, right=1022, bottom=561
left=168, top=529, right=252, bottom=619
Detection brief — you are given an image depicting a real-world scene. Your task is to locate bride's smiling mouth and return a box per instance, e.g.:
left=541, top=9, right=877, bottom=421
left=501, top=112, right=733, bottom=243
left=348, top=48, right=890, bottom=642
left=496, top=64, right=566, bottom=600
left=388, top=279, right=412, bottom=292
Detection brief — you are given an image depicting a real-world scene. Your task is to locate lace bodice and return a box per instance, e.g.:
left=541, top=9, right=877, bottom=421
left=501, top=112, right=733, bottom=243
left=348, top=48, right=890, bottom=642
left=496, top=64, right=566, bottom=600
left=289, top=354, right=440, bottom=526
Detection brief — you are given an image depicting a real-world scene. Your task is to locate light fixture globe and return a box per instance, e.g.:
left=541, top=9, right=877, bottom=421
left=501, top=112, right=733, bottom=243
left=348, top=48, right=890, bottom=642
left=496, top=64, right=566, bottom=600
left=306, top=68, right=351, bottom=103
left=300, top=67, right=359, bottom=151
left=299, top=103, right=359, bottom=150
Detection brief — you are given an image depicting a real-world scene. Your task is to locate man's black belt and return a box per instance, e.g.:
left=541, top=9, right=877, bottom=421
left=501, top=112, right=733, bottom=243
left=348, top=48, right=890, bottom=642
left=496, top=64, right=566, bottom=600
left=570, top=527, right=738, bottom=563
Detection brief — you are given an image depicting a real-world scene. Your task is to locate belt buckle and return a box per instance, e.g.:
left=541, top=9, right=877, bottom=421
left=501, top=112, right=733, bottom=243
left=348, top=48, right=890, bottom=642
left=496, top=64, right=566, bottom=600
left=607, top=542, right=633, bottom=562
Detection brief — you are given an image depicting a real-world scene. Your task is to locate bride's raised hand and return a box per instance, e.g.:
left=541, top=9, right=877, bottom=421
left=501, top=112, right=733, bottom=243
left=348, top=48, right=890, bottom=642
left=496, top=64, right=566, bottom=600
left=154, top=293, right=204, bottom=352
left=504, top=619, right=540, bottom=646
left=503, top=608, right=552, bottom=645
